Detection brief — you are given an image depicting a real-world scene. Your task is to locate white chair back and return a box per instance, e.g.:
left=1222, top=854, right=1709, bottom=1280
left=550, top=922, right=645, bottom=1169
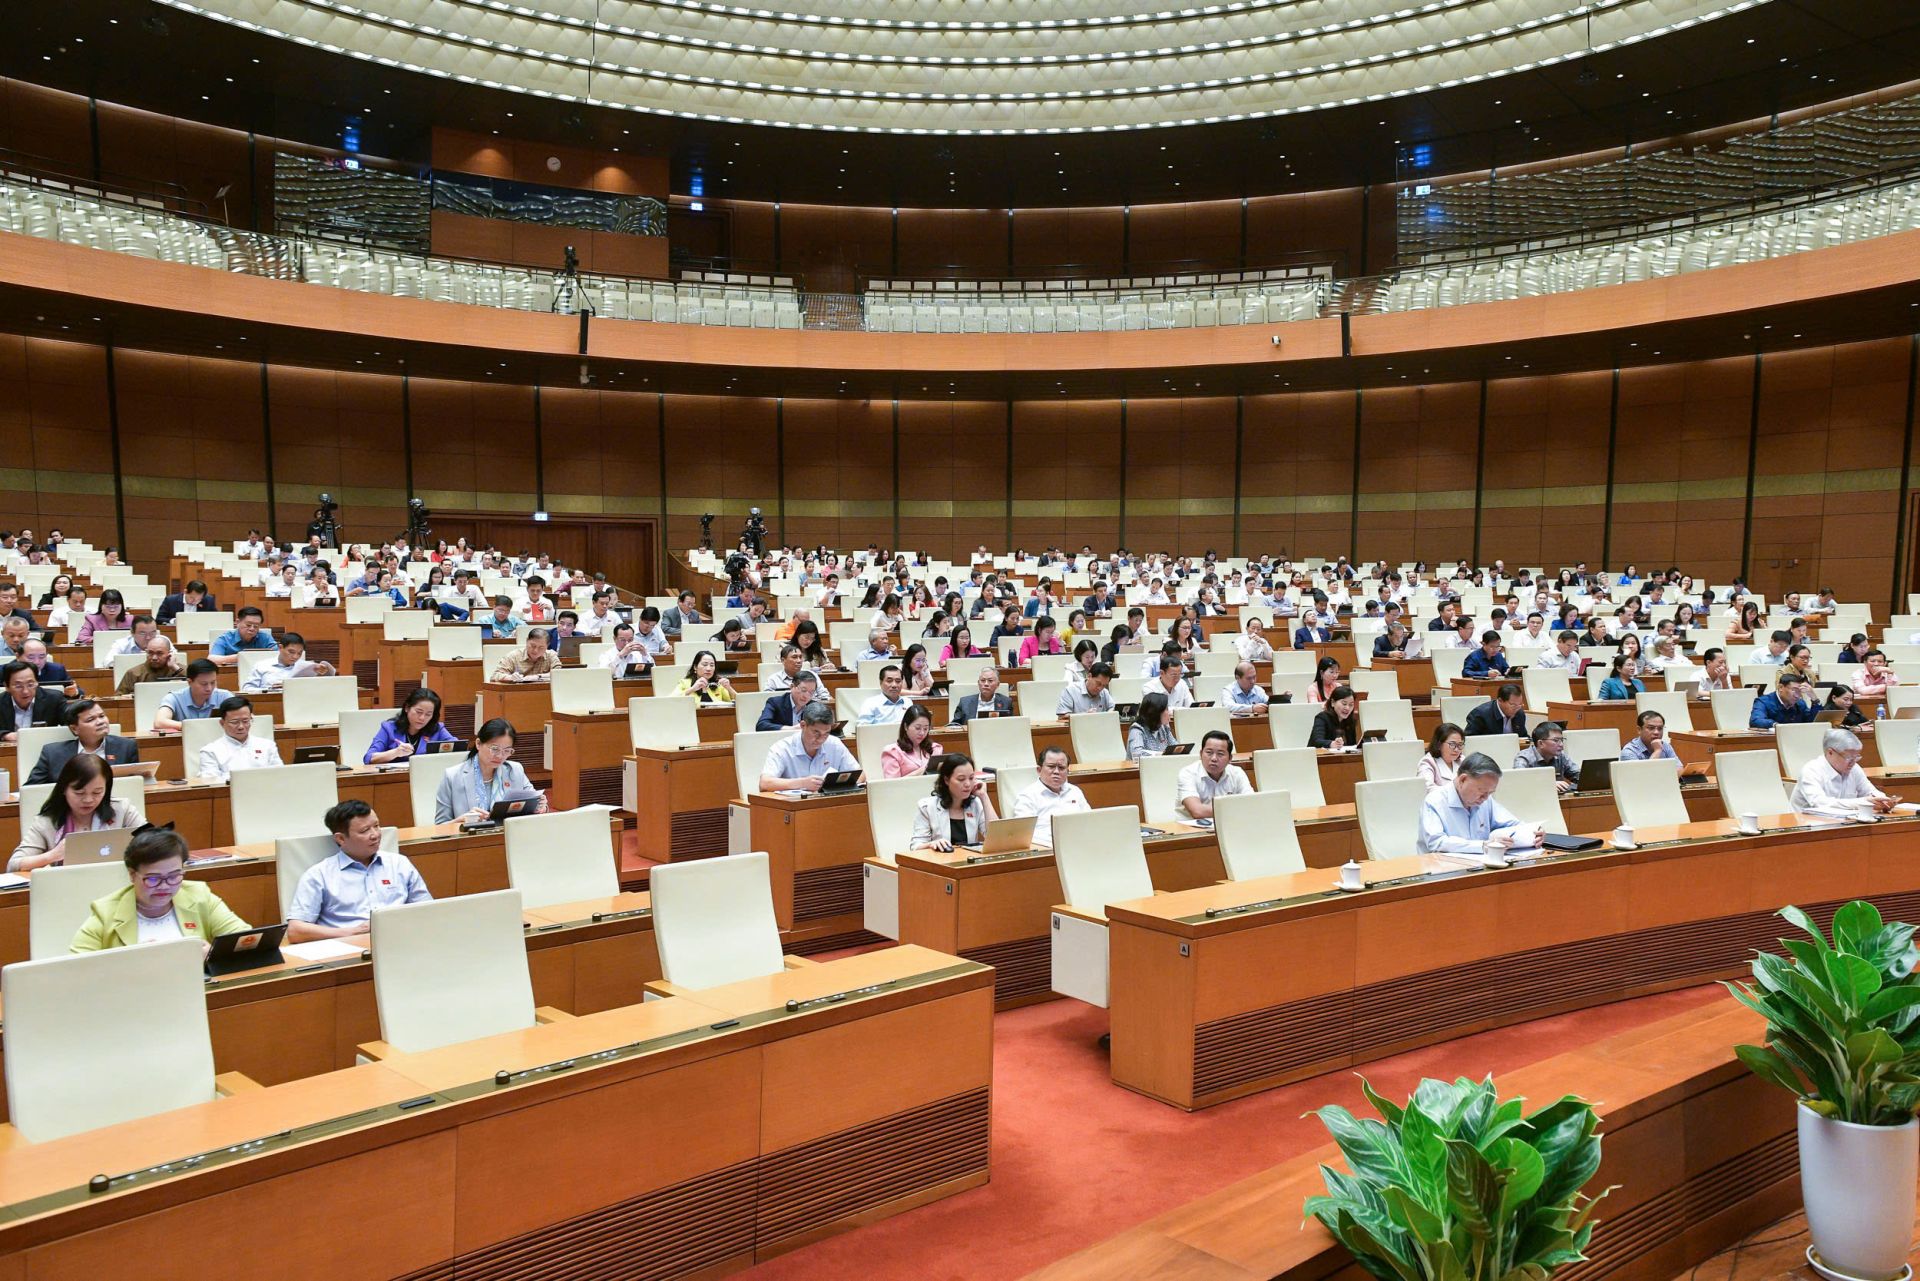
left=339, top=707, right=395, bottom=768
left=1716, top=749, right=1792, bottom=821
left=1636, top=690, right=1692, bottom=729
left=426, top=626, right=485, bottom=662
left=1355, top=777, right=1428, bottom=860
left=866, top=774, right=934, bottom=858
left=1521, top=667, right=1573, bottom=715
left=1710, top=686, right=1761, bottom=731
left=1251, top=747, right=1326, bottom=807
left=1017, top=680, right=1067, bottom=719
left=1214, top=790, right=1306, bottom=881
left=995, top=765, right=1038, bottom=815
left=1462, top=733, right=1518, bottom=764
left=1878, top=717, right=1920, bottom=771
left=1051, top=807, right=1153, bottom=916
left=967, top=715, right=1035, bottom=772
left=15, top=726, right=74, bottom=786
left=172, top=611, right=233, bottom=644
left=1493, top=766, right=1566, bottom=836
left=733, top=728, right=791, bottom=798
left=281, top=675, right=360, bottom=727
left=1266, top=702, right=1318, bottom=748
left=854, top=721, right=899, bottom=767
left=28, top=861, right=129, bottom=959
left=631, top=696, right=702, bottom=749
left=410, top=750, right=468, bottom=825
left=3, top=940, right=215, bottom=1141
left=649, top=851, right=786, bottom=989
left=1172, top=706, right=1231, bottom=746
left=229, top=761, right=338, bottom=844
left=1137, top=754, right=1188, bottom=825
left=381, top=611, right=433, bottom=641
left=1068, top=712, right=1126, bottom=765
left=1611, top=758, right=1688, bottom=827
left=1561, top=729, right=1622, bottom=767
left=733, top=689, right=777, bottom=733
left=371, top=889, right=537, bottom=1054
left=550, top=667, right=615, bottom=715
left=1361, top=739, right=1425, bottom=781
left=503, top=805, right=620, bottom=909
left=1358, top=697, right=1417, bottom=741
left=1775, top=723, right=1830, bottom=779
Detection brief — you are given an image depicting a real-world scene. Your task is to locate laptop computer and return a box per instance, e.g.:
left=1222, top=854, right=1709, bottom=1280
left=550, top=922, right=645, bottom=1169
left=420, top=739, right=462, bottom=755
left=550, top=634, right=585, bottom=662
left=204, top=923, right=288, bottom=977
left=818, top=769, right=864, bottom=797
left=1814, top=709, right=1850, bottom=725
left=111, top=761, right=161, bottom=780
left=290, top=745, right=341, bottom=766
left=1162, top=742, right=1197, bottom=756
left=712, top=659, right=739, bottom=677
left=60, top=827, right=137, bottom=864
left=960, top=815, right=1038, bottom=855
left=1112, top=702, right=1141, bottom=720
left=1576, top=758, right=1614, bottom=792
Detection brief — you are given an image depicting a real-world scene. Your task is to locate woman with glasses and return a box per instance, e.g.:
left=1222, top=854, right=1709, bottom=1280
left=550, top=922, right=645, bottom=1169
left=9, top=754, right=142, bottom=872
left=433, top=717, right=547, bottom=824
left=69, top=825, right=249, bottom=953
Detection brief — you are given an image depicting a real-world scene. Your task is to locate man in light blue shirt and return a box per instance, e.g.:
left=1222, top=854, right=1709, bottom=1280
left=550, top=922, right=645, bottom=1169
left=856, top=628, right=895, bottom=663
left=857, top=666, right=914, bottom=725
left=207, top=606, right=279, bottom=669
left=156, top=659, right=224, bottom=731
left=285, top=800, right=432, bottom=942
left=1222, top=663, right=1269, bottom=710
left=1618, top=710, right=1678, bottom=761
left=1416, top=755, right=1540, bottom=855
left=758, top=703, right=861, bottom=792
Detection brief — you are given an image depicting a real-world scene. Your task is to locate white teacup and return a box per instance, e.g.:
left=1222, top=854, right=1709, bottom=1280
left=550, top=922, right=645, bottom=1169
left=1611, top=824, right=1636, bottom=850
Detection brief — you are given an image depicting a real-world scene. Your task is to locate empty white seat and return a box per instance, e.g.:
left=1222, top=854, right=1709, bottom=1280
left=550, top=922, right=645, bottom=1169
left=1050, top=807, right=1153, bottom=1008
left=1716, top=749, right=1792, bottom=821
left=649, top=851, right=786, bottom=991
left=370, top=890, right=537, bottom=1055
left=1355, top=777, right=1428, bottom=860
left=28, top=861, right=128, bottom=959
left=1251, top=746, right=1326, bottom=807
left=503, top=805, right=620, bottom=910
left=863, top=774, right=933, bottom=940
left=550, top=667, right=615, bottom=714
left=1361, top=739, right=1425, bottom=781
left=4, top=940, right=216, bottom=1141
left=1214, top=790, right=1306, bottom=880
left=229, top=761, right=339, bottom=845
left=1611, top=758, right=1688, bottom=828
left=1068, top=711, right=1126, bottom=765
left=410, top=751, right=468, bottom=826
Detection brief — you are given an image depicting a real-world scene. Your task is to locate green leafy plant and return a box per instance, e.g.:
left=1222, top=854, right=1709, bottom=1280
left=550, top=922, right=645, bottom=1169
left=1724, top=900, right=1920, bottom=1125
left=1304, top=1076, right=1612, bottom=1281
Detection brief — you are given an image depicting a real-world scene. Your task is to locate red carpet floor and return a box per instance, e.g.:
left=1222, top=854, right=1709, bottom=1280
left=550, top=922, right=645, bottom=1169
left=739, top=983, right=1729, bottom=1281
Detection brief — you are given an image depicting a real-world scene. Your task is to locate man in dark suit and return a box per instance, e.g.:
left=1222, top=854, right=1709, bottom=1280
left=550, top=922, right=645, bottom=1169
left=756, top=672, right=822, bottom=732
left=952, top=668, right=1014, bottom=724
left=155, top=580, right=219, bottom=627
left=1, top=660, right=68, bottom=743
left=27, top=698, right=140, bottom=785
left=18, top=639, right=70, bottom=691
left=1463, top=682, right=1528, bottom=739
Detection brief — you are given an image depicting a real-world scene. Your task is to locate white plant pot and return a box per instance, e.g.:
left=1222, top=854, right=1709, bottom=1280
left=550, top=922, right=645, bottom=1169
left=1799, top=1102, right=1919, bottom=1281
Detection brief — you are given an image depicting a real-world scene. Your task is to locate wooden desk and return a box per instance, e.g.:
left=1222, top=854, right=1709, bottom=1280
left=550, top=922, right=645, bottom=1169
left=1550, top=697, right=1711, bottom=735
left=420, top=657, right=484, bottom=738
left=477, top=681, right=558, bottom=777
left=628, top=743, right=736, bottom=862
left=1031, top=999, right=1795, bottom=1281
left=0, top=821, right=578, bottom=969
left=748, top=790, right=881, bottom=951
left=371, top=634, right=428, bottom=706
left=1672, top=725, right=1881, bottom=770
left=0, top=947, right=992, bottom=1277
left=548, top=709, right=633, bottom=809
left=1102, top=813, right=1919, bottom=1109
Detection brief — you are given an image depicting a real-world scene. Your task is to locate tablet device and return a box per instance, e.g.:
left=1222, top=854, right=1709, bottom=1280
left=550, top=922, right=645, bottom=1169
left=204, top=923, right=289, bottom=977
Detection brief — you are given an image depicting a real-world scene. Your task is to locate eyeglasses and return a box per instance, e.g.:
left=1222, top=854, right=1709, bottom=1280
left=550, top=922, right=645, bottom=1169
left=140, top=870, right=186, bottom=888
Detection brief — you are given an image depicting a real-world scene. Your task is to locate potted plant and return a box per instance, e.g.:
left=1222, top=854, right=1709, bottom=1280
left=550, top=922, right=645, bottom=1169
left=1304, top=1075, right=1612, bottom=1281
left=1726, top=901, right=1920, bottom=1281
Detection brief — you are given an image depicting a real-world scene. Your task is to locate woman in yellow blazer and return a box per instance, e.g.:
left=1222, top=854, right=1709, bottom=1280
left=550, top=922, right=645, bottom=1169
left=71, top=826, right=250, bottom=954
left=673, top=650, right=736, bottom=703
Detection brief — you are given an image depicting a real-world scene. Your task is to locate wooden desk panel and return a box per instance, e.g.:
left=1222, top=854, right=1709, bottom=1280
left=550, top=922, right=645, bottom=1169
left=1103, top=814, right=1920, bottom=1110
left=628, top=744, right=736, bottom=862
left=478, top=682, right=556, bottom=778
left=548, top=710, right=633, bottom=810
left=0, top=947, right=991, bottom=1279
left=749, top=791, right=877, bottom=951
left=1673, top=726, right=1880, bottom=770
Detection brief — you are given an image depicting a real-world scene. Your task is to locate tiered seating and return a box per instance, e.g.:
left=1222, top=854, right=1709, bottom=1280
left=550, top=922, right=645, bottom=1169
left=863, top=268, right=1328, bottom=333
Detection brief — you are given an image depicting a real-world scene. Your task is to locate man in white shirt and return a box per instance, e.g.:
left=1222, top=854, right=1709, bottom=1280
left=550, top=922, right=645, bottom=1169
left=1013, top=747, right=1089, bottom=846
left=1175, top=732, right=1252, bottom=819
left=107, top=614, right=161, bottom=659
left=1790, top=729, right=1899, bottom=818
left=196, top=696, right=284, bottom=782
left=1534, top=631, right=1582, bottom=671
left=763, top=644, right=812, bottom=694
left=857, top=665, right=914, bottom=725
left=599, top=623, right=654, bottom=678
left=241, top=631, right=337, bottom=691
left=630, top=607, right=671, bottom=656
left=575, top=593, right=623, bottom=637
left=1154, top=656, right=1195, bottom=711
